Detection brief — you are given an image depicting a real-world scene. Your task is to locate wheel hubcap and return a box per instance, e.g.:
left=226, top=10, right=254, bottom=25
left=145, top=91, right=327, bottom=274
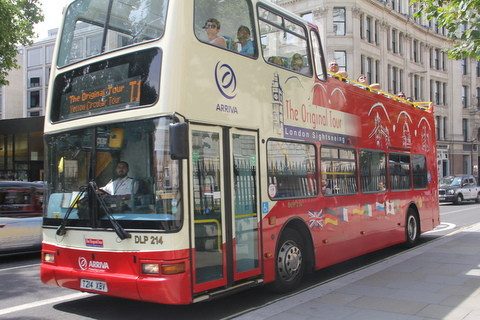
left=407, top=215, right=417, bottom=241
left=277, top=240, right=302, bottom=281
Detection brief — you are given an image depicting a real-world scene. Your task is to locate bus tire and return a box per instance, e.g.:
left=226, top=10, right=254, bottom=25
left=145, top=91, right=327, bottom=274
left=405, top=208, right=420, bottom=248
left=272, top=228, right=305, bottom=293
left=475, top=192, right=480, bottom=203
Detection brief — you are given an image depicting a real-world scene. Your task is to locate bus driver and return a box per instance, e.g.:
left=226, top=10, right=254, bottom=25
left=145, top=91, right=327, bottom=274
left=99, top=161, right=136, bottom=196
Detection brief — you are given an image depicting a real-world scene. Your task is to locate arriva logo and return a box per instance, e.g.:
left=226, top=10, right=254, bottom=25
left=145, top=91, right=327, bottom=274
left=214, top=61, right=237, bottom=99
left=78, top=256, right=110, bottom=270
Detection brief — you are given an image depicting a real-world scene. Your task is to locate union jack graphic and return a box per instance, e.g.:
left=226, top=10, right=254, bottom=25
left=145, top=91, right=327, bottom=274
left=308, top=210, right=324, bottom=228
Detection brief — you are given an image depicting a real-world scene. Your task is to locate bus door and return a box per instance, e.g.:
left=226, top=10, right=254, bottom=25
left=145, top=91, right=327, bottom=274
left=190, top=126, right=261, bottom=294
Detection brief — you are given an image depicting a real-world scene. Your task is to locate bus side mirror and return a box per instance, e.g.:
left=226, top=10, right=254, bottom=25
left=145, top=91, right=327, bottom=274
left=170, top=122, right=189, bottom=160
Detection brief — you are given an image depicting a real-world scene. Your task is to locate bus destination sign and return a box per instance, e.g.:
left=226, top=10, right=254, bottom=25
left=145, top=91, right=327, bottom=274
left=61, top=77, right=142, bottom=119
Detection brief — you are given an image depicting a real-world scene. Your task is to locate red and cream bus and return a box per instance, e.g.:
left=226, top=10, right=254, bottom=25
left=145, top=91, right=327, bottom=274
left=41, top=0, right=440, bottom=304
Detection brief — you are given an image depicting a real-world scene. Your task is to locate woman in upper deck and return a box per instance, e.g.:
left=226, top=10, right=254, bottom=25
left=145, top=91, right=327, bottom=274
left=203, top=18, right=227, bottom=48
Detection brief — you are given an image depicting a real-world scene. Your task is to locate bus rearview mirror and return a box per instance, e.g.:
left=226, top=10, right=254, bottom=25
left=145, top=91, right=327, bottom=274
left=170, top=123, right=189, bottom=160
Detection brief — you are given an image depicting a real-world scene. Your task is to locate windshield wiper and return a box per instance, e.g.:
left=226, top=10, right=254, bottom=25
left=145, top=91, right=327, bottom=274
left=89, top=181, right=131, bottom=240
left=56, top=186, right=87, bottom=236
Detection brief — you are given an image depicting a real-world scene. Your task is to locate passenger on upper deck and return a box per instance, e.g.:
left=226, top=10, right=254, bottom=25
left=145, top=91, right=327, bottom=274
left=203, top=18, right=226, bottom=48
left=236, top=25, right=254, bottom=56
left=328, top=60, right=348, bottom=79
left=291, top=53, right=310, bottom=75
left=268, top=56, right=284, bottom=67
left=357, top=74, right=368, bottom=85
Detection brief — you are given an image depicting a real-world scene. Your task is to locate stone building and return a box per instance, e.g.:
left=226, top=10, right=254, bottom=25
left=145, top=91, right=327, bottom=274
left=274, top=0, right=480, bottom=178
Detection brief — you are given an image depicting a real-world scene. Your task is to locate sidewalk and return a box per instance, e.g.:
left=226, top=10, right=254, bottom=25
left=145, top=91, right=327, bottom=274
left=235, top=223, right=480, bottom=320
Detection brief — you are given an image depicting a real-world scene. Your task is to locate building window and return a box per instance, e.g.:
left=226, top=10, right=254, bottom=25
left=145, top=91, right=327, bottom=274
left=462, top=58, right=468, bottom=75
left=392, top=29, right=397, bottom=53
left=375, top=60, right=380, bottom=83
left=333, top=7, right=346, bottom=36
left=436, top=116, right=441, bottom=140
left=45, top=45, right=55, bottom=64
left=434, top=49, right=440, bottom=70
left=28, top=91, right=41, bottom=109
left=413, top=75, right=420, bottom=101
left=477, top=61, right=480, bottom=77
left=334, top=50, right=347, bottom=72
left=462, top=85, right=468, bottom=108
left=301, top=12, right=313, bottom=22
left=360, top=14, right=364, bottom=39
left=374, top=20, right=379, bottom=45
left=27, top=47, right=42, bottom=67
left=477, top=87, right=480, bottom=109
left=462, top=118, right=468, bottom=142
left=443, top=117, right=447, bottom=139
left=443, top=82, right=447, bottom=105
left=413, top=39, right=418, bottom=62
left=399, top=33, right=404, bottom=55
left=366, top=57, right=373, bottom=84
left=366, top=16, right=372, bottom=42
left=392, top=66, right=398, bottom=93
left=435, top=81, right=441, bottom=105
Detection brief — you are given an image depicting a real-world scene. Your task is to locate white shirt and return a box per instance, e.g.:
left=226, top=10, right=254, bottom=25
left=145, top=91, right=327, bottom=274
left=101, top=177, right=135, bottom=195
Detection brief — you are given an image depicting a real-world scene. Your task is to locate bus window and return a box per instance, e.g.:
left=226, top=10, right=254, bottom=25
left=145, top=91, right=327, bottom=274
left=310, top=30, right=326, bottom=81
left=258, top=6, right=312, bottom=76
left=389, top=153, right=411, bottom=190
left=321, top=147, right=357, bottom=195
left=359, top=150, right=386, bottom=193
left=267, top=140, right=317, bottom=199
left=58, top=0, right=168, bottom=67
left=412, top=154, right=428, bottom=189
left=194, top=0, right=257, bottom=57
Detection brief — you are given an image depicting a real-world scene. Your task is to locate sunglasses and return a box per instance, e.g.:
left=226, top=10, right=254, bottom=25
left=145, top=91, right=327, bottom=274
left=204, top=23, right=217, bottom=29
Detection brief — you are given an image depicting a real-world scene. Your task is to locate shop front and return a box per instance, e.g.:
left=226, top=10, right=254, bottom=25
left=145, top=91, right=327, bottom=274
left=0, top=117, right=44, bottom=181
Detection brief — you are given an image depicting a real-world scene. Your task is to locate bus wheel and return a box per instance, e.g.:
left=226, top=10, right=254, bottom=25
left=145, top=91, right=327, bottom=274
left=272, top=228, right=305, bottom=293
left=475, top=192, right=480, bottom=203
left=405, top=209, right=420, bottom=247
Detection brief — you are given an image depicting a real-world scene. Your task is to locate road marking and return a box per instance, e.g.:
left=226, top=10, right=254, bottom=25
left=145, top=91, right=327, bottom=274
left=0, top=293, right=90, bottom=316
left=0, top=263, right=40, bottom=272
left=440, top=206, right=480, bottom=216
left=424, top=222, right=456, bottom=234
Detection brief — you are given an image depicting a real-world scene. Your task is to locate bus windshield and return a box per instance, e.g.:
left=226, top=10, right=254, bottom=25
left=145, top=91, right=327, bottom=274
left=58, top=0, right=168, bottom=67
left=43, top=117, right=182, bottom=231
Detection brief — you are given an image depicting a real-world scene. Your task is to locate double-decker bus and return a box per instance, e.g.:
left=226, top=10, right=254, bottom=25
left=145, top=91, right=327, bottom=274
left=41, top=0, right=440, bottom=304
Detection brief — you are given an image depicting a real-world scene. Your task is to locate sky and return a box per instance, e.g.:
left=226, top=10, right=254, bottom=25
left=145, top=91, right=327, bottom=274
left=34, top=0, right=70, bottom=39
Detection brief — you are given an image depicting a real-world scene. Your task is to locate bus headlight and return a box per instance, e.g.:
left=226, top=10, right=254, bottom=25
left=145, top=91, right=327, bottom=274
left=141, top=263, right=160, bottom=275
left=43, top=252, right=55, bottom=263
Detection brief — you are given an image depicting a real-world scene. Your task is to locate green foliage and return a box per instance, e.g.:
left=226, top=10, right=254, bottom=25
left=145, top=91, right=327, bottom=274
left=412, top=0, right=480, bottom=60
left=0, top=0, right=43, bottom=85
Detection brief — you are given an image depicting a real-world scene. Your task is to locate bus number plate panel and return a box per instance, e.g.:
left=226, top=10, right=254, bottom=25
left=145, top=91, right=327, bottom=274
left=80, top=279, right=108, bottom=292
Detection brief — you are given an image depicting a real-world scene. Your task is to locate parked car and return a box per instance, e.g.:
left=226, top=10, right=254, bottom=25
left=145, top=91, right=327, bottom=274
left=438, top=175, right=480, bottom=204
left=0, top=181, right=44, bottom=254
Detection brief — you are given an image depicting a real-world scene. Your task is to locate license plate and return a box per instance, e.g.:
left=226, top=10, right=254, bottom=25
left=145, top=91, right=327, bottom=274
left=80, top=279, right=108, bottom=292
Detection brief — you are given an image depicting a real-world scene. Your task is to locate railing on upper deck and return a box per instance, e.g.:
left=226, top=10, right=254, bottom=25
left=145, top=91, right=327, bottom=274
left=327, top=72, right=434, bottom=113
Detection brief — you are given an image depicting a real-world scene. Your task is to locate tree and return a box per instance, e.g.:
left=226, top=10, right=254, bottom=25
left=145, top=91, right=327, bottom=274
left=412, top=0, right=480, bottom=60
left=0, top=0, right=43, bottom=85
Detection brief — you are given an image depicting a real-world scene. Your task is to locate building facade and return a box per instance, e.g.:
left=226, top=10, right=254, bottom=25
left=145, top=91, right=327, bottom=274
left=274, top=0, right=480, bottom=179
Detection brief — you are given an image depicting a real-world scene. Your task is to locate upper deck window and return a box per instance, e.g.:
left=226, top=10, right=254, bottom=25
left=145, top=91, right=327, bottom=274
left=58, top=0, right=168, bottom=67
left=258, top=6, right=312, bottom=76
left=194, top=0, right=257, bottom=58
